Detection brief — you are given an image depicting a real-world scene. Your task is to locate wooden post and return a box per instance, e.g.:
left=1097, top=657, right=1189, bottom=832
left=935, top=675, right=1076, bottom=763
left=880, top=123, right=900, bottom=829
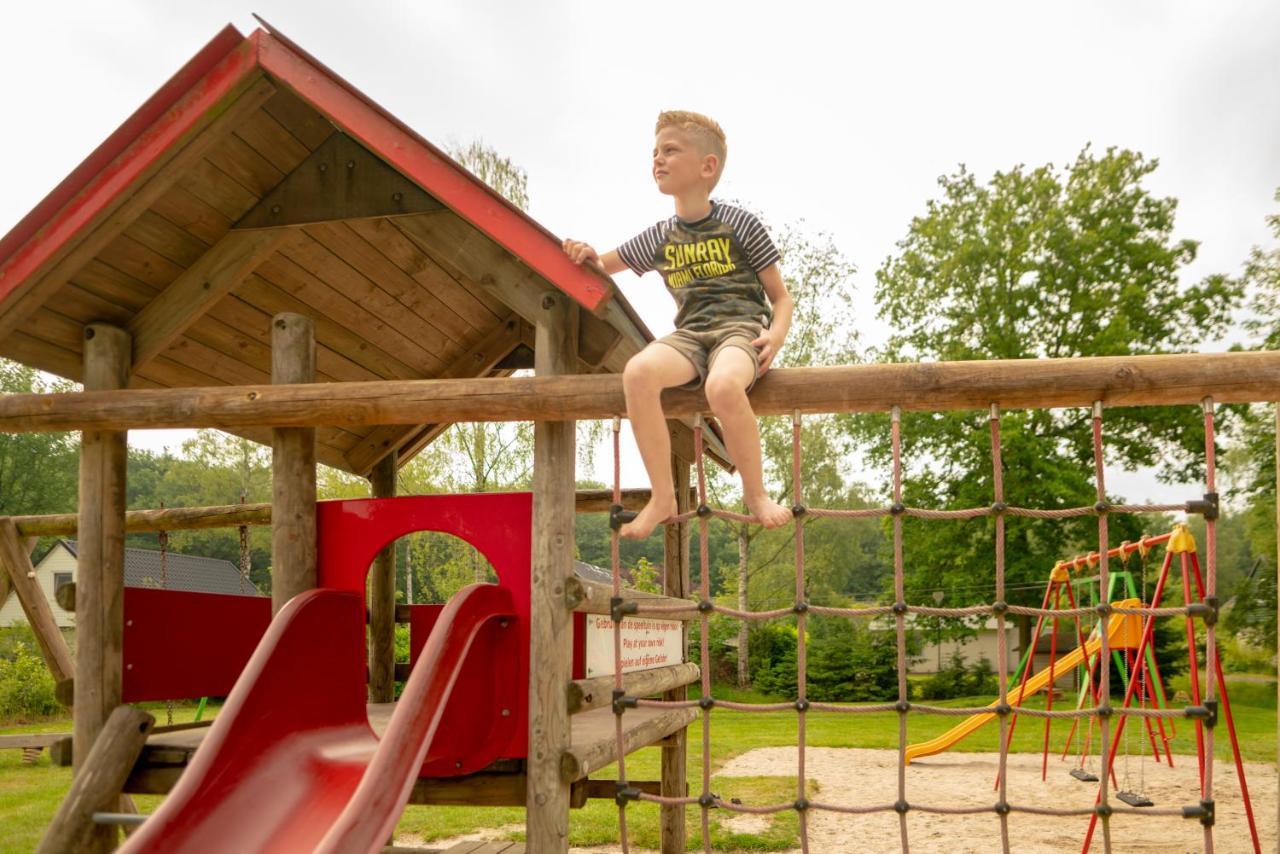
left=526, top=293, right=577, bottom=852
left=270, top=313, right=317, bottom=614
left=660, top=455, right=691, bottom=852
left=73, top=323, right=130, bottom=853
left=369, top=451, right=397, bottom=703
left=38, top=706, right=154, bottom=854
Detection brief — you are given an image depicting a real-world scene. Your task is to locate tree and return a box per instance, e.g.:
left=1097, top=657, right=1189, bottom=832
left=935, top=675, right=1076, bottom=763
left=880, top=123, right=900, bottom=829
left=853, top=147, right=1243, bottom=645
left=1224, top=187, right=1280, bottom=649
left=0, top=360, right=77, bottom=517
left=448, top=140, right=530, bottom=211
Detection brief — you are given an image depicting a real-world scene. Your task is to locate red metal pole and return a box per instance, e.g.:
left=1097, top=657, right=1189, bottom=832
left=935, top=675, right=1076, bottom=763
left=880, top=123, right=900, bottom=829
left=1041, top=584, right=1063, bottom=780
left=1180, top=552, right=1207, bottom=787
left=1188, top=551, right=1262, bottom=854
left=1082, top=548, right=1174, bottom=852
left=998, top=578, right=1057, bottom=790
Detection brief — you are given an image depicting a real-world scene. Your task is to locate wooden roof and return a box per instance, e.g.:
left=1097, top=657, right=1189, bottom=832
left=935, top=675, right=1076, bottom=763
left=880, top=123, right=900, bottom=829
left=0, top=22, right=727, bottom=474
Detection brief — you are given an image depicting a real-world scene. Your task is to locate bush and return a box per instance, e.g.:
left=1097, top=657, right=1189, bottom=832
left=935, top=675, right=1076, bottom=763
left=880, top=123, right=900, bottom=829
left=807, top=616, right=902, bottom=702
left=917, top=651, right=999, bottom=700
left=0, top=644, right=60, bottom=721
left=744, top=617, right=907, bottom=702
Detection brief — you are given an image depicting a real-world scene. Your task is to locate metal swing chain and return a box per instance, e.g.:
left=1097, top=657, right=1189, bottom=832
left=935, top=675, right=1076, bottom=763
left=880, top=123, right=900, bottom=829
left=1138, top=545, right=1149, bottom=798
left=238, top=490, right=250, bottom=594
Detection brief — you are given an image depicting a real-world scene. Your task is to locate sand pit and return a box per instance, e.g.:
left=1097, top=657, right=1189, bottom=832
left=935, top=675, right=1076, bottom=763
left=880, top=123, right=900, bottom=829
left=423, top=747, right=1274, bottom=852
left=709, top=746, right=1276, bottom=853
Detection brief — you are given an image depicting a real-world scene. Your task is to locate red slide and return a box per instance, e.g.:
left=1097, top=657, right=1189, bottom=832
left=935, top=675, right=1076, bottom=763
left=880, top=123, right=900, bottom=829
left=121, top=582, right=515, bottom=853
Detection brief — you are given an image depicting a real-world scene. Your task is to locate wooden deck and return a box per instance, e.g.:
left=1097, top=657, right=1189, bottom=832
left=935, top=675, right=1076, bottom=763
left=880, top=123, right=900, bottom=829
left=120, top=701, right=695, bottom=806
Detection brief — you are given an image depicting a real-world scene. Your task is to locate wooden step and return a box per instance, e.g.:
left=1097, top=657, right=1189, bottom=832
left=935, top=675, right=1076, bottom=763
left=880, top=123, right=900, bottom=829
left=562, top=704, right=698, bottom=781
left=122, top=701, right=696, bottom=797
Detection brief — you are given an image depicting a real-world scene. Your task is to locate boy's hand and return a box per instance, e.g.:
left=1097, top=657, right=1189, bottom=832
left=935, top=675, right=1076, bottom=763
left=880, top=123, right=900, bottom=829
left=562, top=239, right=600, bottom=267
left=752, top=330, right=783, bottom=374
left=562, top=240, right=628, bottom=276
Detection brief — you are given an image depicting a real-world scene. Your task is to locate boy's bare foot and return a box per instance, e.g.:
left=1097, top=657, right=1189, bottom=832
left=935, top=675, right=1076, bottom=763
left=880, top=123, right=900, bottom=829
left=746, top=495, right=793, bottom=529
left=620, top=497, right=677, bottom=540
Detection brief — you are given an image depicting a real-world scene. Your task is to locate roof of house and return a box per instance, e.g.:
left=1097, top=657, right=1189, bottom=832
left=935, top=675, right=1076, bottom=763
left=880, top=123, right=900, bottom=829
left=574, top=560, right=636, bottom=587
left=60, top=540, right=262, bottom=597
left=0, top=18, right=728, bottom=473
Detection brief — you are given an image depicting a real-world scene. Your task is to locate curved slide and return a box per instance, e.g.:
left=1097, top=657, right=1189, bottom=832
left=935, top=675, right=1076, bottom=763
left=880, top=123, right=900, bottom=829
left=121, top=583, right=515, bottom=853
left=904, top=605, right=1138, bottom=765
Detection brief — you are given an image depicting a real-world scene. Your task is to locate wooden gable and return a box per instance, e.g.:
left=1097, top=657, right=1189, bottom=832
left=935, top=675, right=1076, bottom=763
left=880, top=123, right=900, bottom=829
left=0, top=22, right=728, bottom=473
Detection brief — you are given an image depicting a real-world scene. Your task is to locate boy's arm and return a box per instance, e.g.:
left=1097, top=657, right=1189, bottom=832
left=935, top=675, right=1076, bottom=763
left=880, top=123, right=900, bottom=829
left=562, top=239, right=629, bottom=276
left=752, top=263, right=792, bottom=375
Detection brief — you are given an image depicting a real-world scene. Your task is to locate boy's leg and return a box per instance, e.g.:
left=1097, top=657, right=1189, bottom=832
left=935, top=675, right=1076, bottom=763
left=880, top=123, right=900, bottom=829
left=621, top=342, right=699, bottom=539
left=703, top=346, right=792, bottom=529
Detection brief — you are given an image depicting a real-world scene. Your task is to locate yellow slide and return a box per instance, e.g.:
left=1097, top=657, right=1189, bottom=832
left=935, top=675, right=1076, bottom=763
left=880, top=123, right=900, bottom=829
left=904, top=600, right=1141, bottom=765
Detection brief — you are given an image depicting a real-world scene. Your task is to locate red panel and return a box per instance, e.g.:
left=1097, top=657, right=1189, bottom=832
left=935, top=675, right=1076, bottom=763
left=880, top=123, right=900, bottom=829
left=122, top=588, right=271, bottom=703
left=406, top=604, right=444, bottom=663
left=119, top=590, right=377, bottom=852
left=573, top=611, right=586, bottom=680
left=255, top=32, right=613, bottom=316
left=120, top=586, right=517, bottom=854
left=320, top=584, right=515, bottom=849
left=316, top=492, right=531, bottom=774
left=0, top=29, right=261, bottom=310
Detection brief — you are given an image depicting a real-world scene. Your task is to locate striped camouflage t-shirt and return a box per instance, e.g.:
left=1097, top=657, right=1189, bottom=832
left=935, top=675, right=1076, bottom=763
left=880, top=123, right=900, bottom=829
left=616, top=201, right=781, bottom=332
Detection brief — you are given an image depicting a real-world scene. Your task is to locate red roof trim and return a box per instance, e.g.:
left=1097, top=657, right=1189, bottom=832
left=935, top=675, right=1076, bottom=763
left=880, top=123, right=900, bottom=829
left=255, top=32, right=614, bottom=315
left=0, top=25, right=249, bottom=290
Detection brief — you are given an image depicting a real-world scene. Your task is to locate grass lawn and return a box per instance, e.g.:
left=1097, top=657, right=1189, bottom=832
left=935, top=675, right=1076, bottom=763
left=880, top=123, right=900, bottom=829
left=1, top=684, right=1274, bottom=853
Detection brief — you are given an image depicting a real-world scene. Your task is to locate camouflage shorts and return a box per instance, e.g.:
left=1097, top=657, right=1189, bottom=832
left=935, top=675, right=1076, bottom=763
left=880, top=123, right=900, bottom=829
left=654, top=319, right=763, bottom=393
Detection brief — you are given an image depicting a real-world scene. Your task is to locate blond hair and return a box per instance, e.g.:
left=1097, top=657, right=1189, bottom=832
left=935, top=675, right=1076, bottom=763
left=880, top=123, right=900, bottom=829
left=656, top=110, right=727, bottom=188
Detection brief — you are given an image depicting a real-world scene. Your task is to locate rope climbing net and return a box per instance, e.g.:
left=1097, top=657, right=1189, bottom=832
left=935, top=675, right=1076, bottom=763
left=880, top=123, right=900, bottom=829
left=605, top=398, right=1242, bottom=854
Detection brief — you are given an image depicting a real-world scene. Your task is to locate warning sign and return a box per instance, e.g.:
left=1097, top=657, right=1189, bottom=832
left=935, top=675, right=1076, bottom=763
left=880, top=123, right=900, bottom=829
left=584, top=615, right=684, bottom=678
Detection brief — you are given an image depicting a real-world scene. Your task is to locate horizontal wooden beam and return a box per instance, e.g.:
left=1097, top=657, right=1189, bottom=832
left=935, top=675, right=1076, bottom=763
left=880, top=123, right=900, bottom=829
left=11, top=489, right=664, bottom=538
left=12, top=503, right=272, bottom=537
left=0, top=733, right=68, bottom=750
left=560, top=706, right=698, bottom=782
left=566, top=577, right=698, bottom=620
left=3, top=351, right=1274, bottom=434
left=568, top=663, right=700, bottom=714
left=345, top=314, right=524, bottom=475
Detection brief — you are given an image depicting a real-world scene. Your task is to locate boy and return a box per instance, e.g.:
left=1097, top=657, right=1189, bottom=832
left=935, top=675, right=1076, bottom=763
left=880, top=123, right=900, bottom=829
left=563, top=110, right=794, bottom=540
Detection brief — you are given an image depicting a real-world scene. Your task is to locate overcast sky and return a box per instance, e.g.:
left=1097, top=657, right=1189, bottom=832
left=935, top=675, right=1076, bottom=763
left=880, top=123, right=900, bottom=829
left=2, top=1, right=1277, bottom=502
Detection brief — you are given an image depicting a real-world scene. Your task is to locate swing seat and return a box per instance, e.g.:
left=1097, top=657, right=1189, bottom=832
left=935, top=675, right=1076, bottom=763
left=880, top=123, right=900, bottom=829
left=1116, top=790, right=1154, bottom=807
left=1069, top=768, right=1098, bottom=783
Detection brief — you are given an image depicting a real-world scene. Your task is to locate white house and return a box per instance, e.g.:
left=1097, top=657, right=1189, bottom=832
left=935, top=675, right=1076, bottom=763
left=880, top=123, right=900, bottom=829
left=912, top=614, right=1022, bottom=674
left=867, top=611, right=1022, bottom=675
left=0, top=540, right=263, bottom=629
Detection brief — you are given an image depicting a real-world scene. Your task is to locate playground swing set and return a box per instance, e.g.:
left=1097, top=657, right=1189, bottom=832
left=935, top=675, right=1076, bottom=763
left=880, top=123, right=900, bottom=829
left=0, top=19, right=1275, bottom=854
left=902, top=524, right=1262, bottom=853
